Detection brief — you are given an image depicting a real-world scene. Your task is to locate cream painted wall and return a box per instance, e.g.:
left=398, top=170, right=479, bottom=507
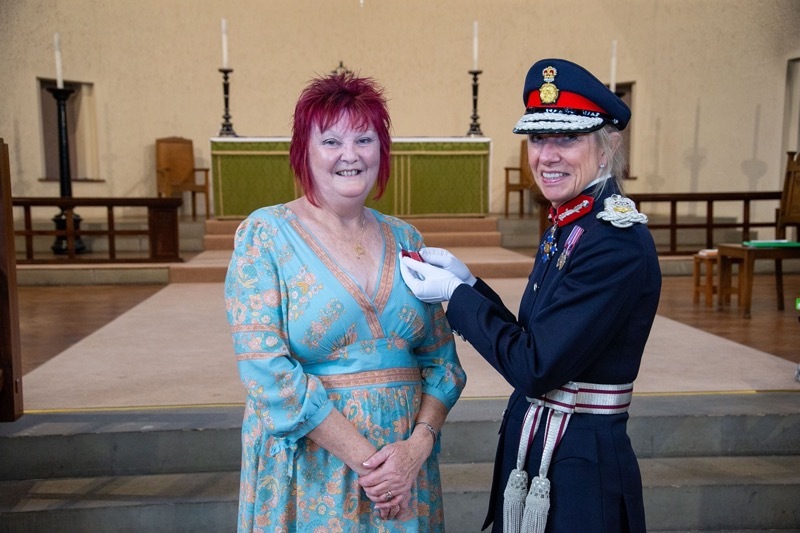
left=2, top=0, right=799, bottom=218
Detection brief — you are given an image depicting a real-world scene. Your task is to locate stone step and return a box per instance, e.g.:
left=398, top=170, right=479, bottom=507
left=16, top=263, right=174, bottom=286
left=168, top=246, right=535, bottom=283
left=441, top=456, right=800, bottom=532
left=18, top=253, right=702, bottom=286
left=1, top=394, right=798, bottom=531
left=202, top=215, right=757, bottom=258
left=205, top=216, right=500, bottom=235
left=0, top=471, right=239, bottom=533
left=419, top=231, right=501, bottom=247
left=203, top=224, right=503, bottom=250
left=2, top=394, right=797, bottom=482
left=202, top=234, right=234, bottom=250
left=204, top=218, right=242, bottom=235
left=16, top=253, right=703, bottom=286
left=442, top=393, right=800, bottom=463
left=1, top=456, right=798, bottom=532
left=204, top=230, right=503, bottom=251
left=404, top=217, right=499, bottom=233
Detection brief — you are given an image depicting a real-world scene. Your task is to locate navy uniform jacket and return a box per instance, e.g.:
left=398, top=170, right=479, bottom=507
left=445, top=183, right=661, bottom=532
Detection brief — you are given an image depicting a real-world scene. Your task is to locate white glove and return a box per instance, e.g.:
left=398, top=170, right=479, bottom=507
left=399, top=253, right=464, bottom=303
left=418, top=247, right=477, bottom=286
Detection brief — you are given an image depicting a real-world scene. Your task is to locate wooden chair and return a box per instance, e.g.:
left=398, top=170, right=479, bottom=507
left=504, top=140, right=549, bottom=237
left=156, top=137, right=210, bottom=220
left=769, top=150, right=800, bottom=313
left=717, top=151, right=800, bottom=318
left=504, top=140, right=533, bottom=218
left=777, top=151, right=800, bottom=239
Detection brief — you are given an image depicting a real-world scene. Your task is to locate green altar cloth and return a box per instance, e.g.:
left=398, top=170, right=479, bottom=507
left=210, top=137, right=491, bottom=218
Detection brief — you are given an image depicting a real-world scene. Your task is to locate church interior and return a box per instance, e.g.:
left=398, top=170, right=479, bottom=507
left=2, top=1, right=800, bottom=531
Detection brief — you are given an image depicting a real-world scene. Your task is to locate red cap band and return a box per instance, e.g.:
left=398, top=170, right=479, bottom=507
left=527, top=90, right=608, bottom=115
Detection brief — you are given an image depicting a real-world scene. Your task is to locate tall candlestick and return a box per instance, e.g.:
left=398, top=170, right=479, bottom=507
left=221, top=18, right=229, bottom=69
left=54, top=33, right=64, bottom=89
left=610, top=39, right=617, bottom=93
left=466, top=70, right=483, bottom=137
left=472, top=21, right=479, bottom=71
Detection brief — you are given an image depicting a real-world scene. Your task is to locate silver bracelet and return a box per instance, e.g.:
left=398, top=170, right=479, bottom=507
left=416, top=421, right=437, bottom=443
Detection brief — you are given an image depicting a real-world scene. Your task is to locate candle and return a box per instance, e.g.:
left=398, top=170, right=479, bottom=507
left=221, top=18, right=229, bottom=69
left=609, top=39, right=617, bottom=93
left=54, top=33, right=64, bottom=89
left=472, top=21, right=479, bottom=71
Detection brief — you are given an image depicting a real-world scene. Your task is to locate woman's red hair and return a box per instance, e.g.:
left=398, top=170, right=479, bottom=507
left=289, top=73, right=392, bottom=206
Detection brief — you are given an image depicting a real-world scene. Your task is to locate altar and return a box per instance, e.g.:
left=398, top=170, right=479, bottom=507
left=210, top=137, right=491, bottom=218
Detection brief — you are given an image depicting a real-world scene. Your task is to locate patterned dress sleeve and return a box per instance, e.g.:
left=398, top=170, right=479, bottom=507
left=403, top=226, right=466, bottom=411
left=224, top=211, right=333, bottom=448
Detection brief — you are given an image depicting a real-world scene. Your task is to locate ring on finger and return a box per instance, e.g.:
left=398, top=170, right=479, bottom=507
left=384, top=490, right=393, bottom=502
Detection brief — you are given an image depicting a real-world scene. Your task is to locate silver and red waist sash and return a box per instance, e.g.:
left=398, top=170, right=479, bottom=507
left=503, top=381, right=634, bottom=533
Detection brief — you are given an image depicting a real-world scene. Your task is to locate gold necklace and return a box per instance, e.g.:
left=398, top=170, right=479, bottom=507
left=350, top=210, right=368, bottom=259
left=314, top=206, right=369, bottom=260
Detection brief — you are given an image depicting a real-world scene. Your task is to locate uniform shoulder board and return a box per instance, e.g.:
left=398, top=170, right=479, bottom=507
left=596, top=194, right=648, bottom=228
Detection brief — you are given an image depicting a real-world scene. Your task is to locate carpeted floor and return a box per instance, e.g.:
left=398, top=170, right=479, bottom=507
left=20, top=280, right=800, bottom=412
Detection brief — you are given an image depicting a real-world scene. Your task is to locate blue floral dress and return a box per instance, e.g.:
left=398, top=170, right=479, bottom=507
left=225, top=205, right=466, bottom=532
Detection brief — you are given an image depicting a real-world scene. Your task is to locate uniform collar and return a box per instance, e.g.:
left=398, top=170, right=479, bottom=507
left=549, top=194, right=595, bottom=227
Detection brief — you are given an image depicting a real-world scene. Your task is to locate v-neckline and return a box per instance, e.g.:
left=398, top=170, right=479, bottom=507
left=284, top=206, right=397, bottom=316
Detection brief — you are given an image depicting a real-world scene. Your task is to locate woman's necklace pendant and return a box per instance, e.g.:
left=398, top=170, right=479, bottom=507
left=352, top=211, right=368, bottom=259
left=353, top=242, right=366, bottom=258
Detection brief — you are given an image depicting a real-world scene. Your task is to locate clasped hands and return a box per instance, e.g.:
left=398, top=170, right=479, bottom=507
left=358, top=437, right=430, bottom=520
left=399, top=247, right=476, bottom=303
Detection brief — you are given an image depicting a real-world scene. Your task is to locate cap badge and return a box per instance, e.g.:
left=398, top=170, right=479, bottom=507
left=539, top=65, right=559, bottom=104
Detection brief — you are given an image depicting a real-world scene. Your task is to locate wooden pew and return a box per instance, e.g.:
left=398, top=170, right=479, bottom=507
left=0, top=138, right=24, bottom=421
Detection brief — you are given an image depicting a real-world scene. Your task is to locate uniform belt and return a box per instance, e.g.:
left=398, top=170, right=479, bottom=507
left=525, top=381, right=633, bottom=414
left=503, top=381, right=633, bottom=533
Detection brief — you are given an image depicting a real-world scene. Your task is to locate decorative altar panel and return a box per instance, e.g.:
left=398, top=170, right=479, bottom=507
left=210, top=137, right=491, bottom=218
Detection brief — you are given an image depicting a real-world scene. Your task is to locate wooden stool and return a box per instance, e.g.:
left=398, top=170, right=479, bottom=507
left=692, top=252, right=718, bottom=306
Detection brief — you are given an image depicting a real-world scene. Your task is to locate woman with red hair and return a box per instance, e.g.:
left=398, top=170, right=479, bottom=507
left=225, top=72, right=465, bottom=532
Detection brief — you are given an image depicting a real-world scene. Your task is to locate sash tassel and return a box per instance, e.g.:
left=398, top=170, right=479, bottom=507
left=502, top=381, right=633, bottom=532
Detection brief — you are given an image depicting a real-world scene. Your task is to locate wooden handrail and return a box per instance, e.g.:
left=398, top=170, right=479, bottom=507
left=534, top=191, right=783, bottom=255
left=629, top=191, right=782, bottom=255
left=12, top=197, right=183, bottom=264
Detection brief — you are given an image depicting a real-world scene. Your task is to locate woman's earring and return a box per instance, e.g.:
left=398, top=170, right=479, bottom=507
left=599, top=163, right=606, bottom=169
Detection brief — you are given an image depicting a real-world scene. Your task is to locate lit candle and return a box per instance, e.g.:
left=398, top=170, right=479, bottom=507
left=472, top=21, right=479, bottom=71
left=54, top=33, right=64, bottom=89
left=609, top=39, right=617, bottom=93
left=221, top=18, right=229, bottom=69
